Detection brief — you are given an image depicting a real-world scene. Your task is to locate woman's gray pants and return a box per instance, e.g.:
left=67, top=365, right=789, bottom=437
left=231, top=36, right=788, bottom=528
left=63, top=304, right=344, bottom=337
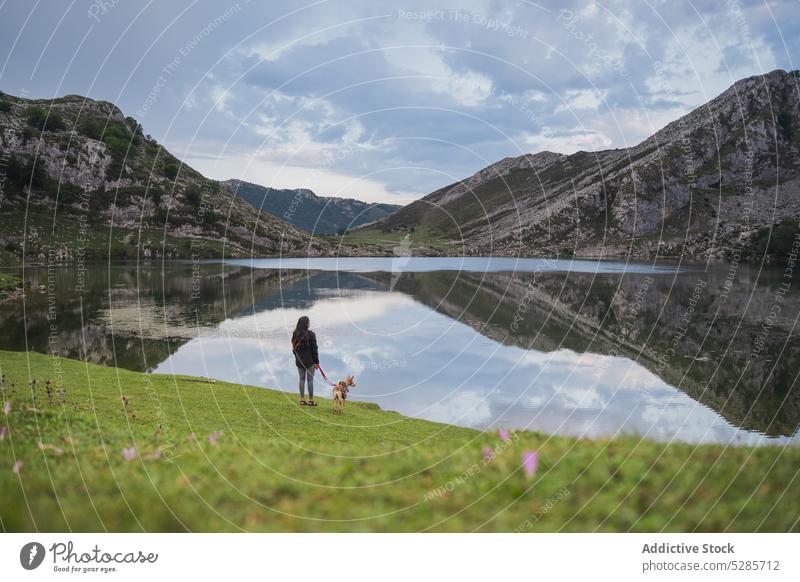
left=297, top=366, right=315, bottom=399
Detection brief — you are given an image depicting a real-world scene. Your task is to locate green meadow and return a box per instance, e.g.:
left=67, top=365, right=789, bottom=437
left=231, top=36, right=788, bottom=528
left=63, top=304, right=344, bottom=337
left=0, top=350, right=797, bottom=532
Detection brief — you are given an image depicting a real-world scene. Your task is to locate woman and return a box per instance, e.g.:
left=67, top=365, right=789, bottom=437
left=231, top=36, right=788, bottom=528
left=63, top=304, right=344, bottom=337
left=291, top=315, right=319, bottom=406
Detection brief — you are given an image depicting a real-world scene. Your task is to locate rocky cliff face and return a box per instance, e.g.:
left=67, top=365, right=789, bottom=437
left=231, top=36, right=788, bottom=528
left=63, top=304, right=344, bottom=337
left=366, top=70, right=800, bottom=259
left=0, top=92, right=332, bottom=263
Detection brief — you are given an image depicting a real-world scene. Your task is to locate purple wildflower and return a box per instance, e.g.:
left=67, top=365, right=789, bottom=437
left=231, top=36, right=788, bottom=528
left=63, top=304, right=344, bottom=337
left=522, top=451, right=539, bottom=478
left=0, top=426, right=6, bottom=440
left=121, top=447, right=138, bottom=461
left=499, top=429, right=510, bottom=442
left=12, top=460, right=22, bottom=474
left=208, top=431, right=222, bottom=445
left=482, top=447, right=494, bottom=461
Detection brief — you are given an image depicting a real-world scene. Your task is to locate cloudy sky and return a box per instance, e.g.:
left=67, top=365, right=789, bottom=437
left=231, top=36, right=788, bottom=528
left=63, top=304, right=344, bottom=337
left=1, top=0, right=797, bottom=203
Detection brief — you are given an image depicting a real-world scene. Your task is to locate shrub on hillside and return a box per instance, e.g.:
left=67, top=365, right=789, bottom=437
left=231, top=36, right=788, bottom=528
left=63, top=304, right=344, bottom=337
left=78, top=118, right=105, bottom=141
left=163, top=160, right=180, bottom=179
left=154, top=207, right=169, bottom=226
left=24, top=107, right=65, bottom=132
left=751, top=218, right=800, bottom=258
left=5, top=156, right=46, bottom=190
left=57, top=183, right=83, bottom=205
left=149, top=188, right=163, bottom=207
left=106, top=157, right=124, bottom=181
left=184, top=186, right=202, bottom=206
left=79, top=118, right=135, bottom=160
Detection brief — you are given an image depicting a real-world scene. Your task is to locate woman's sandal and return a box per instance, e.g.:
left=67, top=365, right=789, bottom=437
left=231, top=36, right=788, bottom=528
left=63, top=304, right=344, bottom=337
left=306, top=400, right=318, bottom=407
left=299, top=400, right=307, bottom=406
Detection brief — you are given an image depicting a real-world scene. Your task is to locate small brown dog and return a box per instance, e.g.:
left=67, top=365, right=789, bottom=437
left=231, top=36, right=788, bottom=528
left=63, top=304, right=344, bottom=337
left=332, top=375, right=355, bottom=415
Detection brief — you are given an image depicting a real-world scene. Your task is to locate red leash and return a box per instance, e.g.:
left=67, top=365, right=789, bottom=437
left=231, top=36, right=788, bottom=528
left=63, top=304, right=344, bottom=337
left=316, top=365, right=337, bottom=386
left=293, top=348, right=337, bottom=386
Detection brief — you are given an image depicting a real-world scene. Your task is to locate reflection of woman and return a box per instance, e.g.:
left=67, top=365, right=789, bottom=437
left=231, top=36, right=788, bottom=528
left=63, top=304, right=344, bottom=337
left=291, top=316, right=319, bottom=406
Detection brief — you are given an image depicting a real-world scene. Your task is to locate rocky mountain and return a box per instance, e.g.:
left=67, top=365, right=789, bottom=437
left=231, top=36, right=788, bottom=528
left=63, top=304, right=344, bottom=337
left=362, top=69, right=800, bottom=259
left=222, top=179, right=400, bottom=235
left=0, top=91, right=333, bottom=264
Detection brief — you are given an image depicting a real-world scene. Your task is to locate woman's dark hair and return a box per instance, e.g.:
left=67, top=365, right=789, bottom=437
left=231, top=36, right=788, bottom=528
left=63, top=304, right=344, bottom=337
left=292, top=316, right=310, bottom=350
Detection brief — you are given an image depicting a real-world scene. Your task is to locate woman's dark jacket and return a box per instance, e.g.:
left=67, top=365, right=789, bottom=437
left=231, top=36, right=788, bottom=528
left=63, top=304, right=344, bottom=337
left=293, top=330, right=319, bottom=369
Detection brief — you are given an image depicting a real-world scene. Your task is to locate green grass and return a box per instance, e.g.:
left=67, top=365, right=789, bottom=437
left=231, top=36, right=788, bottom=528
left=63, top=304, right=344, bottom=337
left=0, top=350, right=798, bottom=532
left=0, top=274, right=23, bottom=298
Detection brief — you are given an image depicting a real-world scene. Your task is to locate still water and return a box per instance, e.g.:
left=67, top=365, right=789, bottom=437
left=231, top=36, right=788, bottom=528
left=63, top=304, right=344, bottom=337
left=3, top=257, right=798, bottom=445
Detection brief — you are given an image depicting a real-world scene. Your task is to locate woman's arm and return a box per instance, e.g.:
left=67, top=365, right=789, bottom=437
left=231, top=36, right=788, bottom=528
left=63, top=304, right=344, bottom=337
left=310, top=331, right=319, bottom=365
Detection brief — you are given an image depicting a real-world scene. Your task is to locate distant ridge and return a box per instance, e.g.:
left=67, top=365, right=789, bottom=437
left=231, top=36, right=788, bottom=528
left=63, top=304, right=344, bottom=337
left=222, top=179, right=400, bottom=235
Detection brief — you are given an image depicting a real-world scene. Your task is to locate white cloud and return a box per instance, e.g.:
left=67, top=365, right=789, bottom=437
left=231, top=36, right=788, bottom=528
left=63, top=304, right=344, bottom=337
left=642, top=19, right=779, bottom=111
left=422, top=389, right=493, bottom=426
left=212, top=292, right=417, bottom=338
left=431, top=68, right=494, bottom=107
left=555, top=88, right=608, bottom=112
left=379, top=44, right=496, bottom=107
left=210, top=85, right=232, bottom=114
left=521, top=128, right=613, bottom=153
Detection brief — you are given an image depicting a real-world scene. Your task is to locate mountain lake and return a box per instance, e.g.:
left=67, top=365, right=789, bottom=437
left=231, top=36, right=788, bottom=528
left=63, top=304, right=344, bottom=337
left=2, top=256, right=798, bottom=446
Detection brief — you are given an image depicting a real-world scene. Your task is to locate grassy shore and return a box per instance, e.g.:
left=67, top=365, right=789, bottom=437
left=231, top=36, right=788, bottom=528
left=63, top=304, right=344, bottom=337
left=0, top=274, right=23, bottom=300
left=0, top=350, right=797, bottom=532
left=337, top=228, right=459, bottom=254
